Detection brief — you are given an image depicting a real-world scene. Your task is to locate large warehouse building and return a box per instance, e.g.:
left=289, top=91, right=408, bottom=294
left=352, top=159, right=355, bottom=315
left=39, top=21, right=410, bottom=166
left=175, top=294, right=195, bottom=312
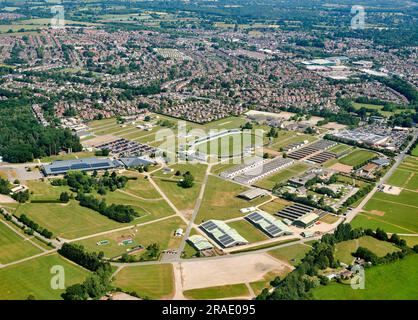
left=42, top=157, right=122, bottom=176
left=245, top=211, right=293, bottom=238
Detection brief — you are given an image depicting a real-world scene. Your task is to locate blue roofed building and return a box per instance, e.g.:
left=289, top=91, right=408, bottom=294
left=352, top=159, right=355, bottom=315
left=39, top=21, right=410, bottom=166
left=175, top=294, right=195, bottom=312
left=42, top=157, right=123, bottom=176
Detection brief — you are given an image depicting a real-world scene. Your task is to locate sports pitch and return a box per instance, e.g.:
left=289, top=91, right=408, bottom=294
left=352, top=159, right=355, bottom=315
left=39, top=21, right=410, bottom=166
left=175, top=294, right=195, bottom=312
left=339, top=149, right=377, bottom=167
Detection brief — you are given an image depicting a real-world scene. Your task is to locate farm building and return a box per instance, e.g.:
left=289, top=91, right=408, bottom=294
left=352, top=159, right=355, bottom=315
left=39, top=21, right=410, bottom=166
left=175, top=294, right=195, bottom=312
left=238, top=188, right=268, bottom=201
left=187, top=235, right=214, bottom=251
left=293, top=212, right=320, bottom=228
left=200, top=220, right=248, bottom=248
left=245, top=211, right=293, bottom=238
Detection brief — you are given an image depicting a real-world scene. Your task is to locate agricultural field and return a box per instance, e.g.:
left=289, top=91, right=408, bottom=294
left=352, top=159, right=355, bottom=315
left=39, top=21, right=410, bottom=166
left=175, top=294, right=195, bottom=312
left=267, top=243, right=312, bottom=266
left=312, top=254, right=418, bottom=300
left=254, top=162, right=310, bottom=190
left=227, top=219, right=270, bottom=243
left=0, top=221, right=42, bottom=264
left=183, top=284, right=250, bottom=300
left=112, top=264, right=174, bottom=299
left=196, top=176, right=271, bottom=223
left=339, top=149, right=377, bottom=167
left=0, top=254, right=89, bottom=300
left=75, top=216, right=186, bottom=259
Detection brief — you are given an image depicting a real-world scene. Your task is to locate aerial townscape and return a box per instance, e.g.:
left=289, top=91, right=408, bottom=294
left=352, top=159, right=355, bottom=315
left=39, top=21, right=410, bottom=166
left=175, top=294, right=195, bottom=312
left=0, top=0, right=417, bottom=304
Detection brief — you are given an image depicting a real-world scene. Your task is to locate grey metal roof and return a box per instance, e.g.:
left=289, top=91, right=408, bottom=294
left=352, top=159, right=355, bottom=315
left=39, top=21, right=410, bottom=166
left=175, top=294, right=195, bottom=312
left=119, top=157, right=154, bottom=168
left=42, top=157, right=121, bottom=175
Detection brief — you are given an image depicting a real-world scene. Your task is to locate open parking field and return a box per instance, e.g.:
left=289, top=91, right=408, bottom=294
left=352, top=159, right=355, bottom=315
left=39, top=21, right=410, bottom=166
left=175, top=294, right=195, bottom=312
left=196, top=176, right=271, bottom=223
left=254, top=162, right=310, bottom=190
left=0, top=254, right=89, bottom=300
left=15, top=200, right=125, bottom=240
left=75, top=216, right=185, bottom=259
left=339, top=149, right=377, bottom=167
left=0, top=221, right=42, bottom=264
left=112, top=264, right=174, bottom=299
left=312, top=254, right=418, bottom=300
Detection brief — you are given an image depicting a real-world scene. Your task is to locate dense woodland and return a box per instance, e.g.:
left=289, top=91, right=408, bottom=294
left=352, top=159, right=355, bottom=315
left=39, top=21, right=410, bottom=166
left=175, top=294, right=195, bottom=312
left=0, top=96, right=82, bottom=163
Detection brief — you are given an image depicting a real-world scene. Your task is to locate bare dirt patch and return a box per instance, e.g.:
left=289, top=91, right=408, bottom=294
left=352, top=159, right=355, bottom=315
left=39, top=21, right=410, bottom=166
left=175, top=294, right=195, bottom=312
left=0, top=194, right=17, bottom=203
left=382, top=184, right=402, bottom=195
left=180, top=253, right=292, bottom=290
left=369, top=210, right=385, bottom=217
left=329, top=163, right=353, bottom=174
left=321, top=122, right=347, bottom=130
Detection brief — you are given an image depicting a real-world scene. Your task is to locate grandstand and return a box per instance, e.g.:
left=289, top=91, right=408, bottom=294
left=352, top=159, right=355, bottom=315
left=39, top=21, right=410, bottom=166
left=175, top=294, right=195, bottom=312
left=42, top=157, right=122, bottom=176
left=200, top=220, right=248, bottom=248
left=245, top=211, right=293, bottom=238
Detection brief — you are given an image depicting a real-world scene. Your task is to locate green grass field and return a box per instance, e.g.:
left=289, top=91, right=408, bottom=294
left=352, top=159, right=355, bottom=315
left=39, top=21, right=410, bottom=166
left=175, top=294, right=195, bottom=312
left=334, top=236, right=399, bottom=265
left=113, top=264, right=174, bottom=299
left=75, top=216, right=185, bottom=259
left=227, top=219, right=269, bottom=243
left=0, top=254, right=89, bottom=300
left=183, top=284, right=250, bottom=300
left=361, top=195, right=418, bottom=234
left=339, top=149, right=377, bottom=167
left=0, top=221, right=42, bottom=264
left=267, top=243, right=312, bottom=266
left=328, top=144, right=353, bottom=154
left=259, top=198, right=291, bottom=215
left=97, top=188, right=175, bottom=222
left=412, top=146, right=418, bottom=157
left=351, top=213, right=410, bottom=234
left=312, top=254, right=418, bottom=300
left=152, top=163, right=207, bottom=212
left=254, top=163, right=310, bottom=190
left=196, top=176, right=271, bottom=223
left=26, top=180, right=69, bottom=201
left=269, top=131, right=317, bottom=150
left=15, top=200, right=125, bottom=240
left=387, top=169, right=413, bottom=188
